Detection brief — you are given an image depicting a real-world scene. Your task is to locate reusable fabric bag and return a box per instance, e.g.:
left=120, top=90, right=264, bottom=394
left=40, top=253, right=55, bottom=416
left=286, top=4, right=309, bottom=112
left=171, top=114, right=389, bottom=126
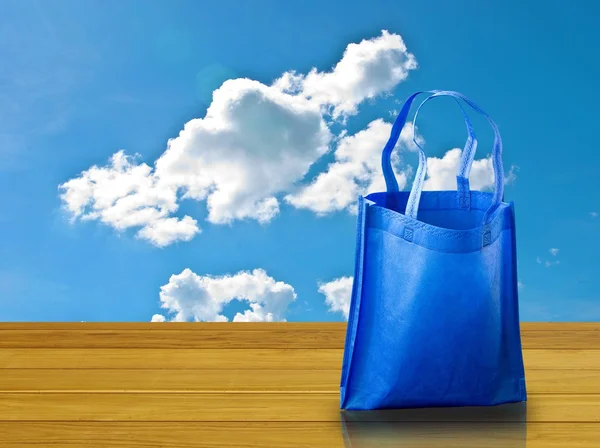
left=340, top=90, right=527, bottom=411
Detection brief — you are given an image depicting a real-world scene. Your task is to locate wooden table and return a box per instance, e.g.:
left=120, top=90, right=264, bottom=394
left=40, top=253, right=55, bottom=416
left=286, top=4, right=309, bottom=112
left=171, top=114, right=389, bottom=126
left=0, top=322, right=599, bottom=447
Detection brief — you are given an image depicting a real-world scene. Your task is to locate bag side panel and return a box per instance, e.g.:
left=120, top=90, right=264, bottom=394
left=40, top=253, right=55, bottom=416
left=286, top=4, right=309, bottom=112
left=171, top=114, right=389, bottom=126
left=340, top=196, right=369, bottom=409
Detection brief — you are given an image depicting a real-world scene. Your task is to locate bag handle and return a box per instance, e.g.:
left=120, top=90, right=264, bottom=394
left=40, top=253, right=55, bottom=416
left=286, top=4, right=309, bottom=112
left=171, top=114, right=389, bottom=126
left=382, top=91, right=478, bottom=197
left=411, top=97, right=479, bottom=207
left=406, top=91, right=504, bottom=225
left=382, top=90, right=504, bottom=227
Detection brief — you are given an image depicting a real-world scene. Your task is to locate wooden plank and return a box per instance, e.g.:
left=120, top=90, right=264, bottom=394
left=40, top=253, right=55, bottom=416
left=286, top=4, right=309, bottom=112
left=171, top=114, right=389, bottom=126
left=2, top=368, right=600, bottom=394
left=520, top=323, right=600, bottom=331
left=1, top=392, right=600, bottom=422
left=520, top=331, right=600, bottom=349
left=0, top=369, right=340, bottom=392
left=0, top=349, right=343, bottom=369
left=523, top=350, right=600, bottom=370
left=3, top=348, right=600, bottom=369
left=1, top=421, right=599, bottom=448
left=2, top=422, right=343, bottom=447
left=1, top=422, right=599, bottom=448
left=525, top=423, right=600, bottom=447
left=0, top=323, right=598, bottom=349
left=0, top=327, right=346, bottom=349
left=525, top=369, right=600, bottom=393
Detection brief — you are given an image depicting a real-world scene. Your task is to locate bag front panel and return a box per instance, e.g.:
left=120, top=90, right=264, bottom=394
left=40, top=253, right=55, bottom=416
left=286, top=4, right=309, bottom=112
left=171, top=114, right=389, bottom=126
left=342, top=202, right=524, bottom=410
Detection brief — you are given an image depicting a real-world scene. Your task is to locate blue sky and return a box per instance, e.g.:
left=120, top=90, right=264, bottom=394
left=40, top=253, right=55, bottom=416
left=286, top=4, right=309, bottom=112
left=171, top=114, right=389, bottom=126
left=0, top=0, right=598, bottom=322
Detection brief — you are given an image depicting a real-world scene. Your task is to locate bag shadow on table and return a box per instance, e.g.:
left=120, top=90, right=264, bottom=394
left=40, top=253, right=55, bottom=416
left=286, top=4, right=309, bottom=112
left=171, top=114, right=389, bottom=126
left=340, top=402, right=527, bottom=448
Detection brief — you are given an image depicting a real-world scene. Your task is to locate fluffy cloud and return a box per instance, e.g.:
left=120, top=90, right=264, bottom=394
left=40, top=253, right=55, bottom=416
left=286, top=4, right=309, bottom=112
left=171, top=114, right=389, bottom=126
left=151, top=314, right=166, bottom=322
left=58, top=31, right=418, bottom=246
left=318, top=276, right=353, bottom=320
left=423, top=148, right=517, bottom=192
left=58, top=151, right=199, bottom=247
left=275, top=30, right=417, bottom=118
left=549, top=248, right=559, bottom=257
left=59, top=80, right=330, bottom=237
left=154, top=78, right=331, bottom=225
left=155, top=268, right=296, bottom=322
left=285, top=120, right=419, bottom=214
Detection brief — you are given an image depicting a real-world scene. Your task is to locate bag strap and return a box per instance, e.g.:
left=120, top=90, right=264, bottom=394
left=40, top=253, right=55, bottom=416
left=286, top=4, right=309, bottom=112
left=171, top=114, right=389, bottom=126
left=406, top=91, right=504, bottom=226
left=382, top=90, right=504, bottom=227
left=382, top=91, right=478, bottom=197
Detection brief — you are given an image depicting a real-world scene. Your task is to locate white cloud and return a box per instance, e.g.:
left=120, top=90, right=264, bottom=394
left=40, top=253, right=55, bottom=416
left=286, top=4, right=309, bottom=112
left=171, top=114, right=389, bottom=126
left=153, top=78, right=331, bottom=225
left=156, top=268, right=296, bottom=322
left=517, top=281, right=525, bottom=290
left=151, top=314, right=166, bottom=322
left=58, top=151, right=200, bottom=247
left=59, top=31, right=418, bottom=246
left=549, top=248, right=559, bottom=256
left=318, top=276, right=354, bottom=320
left=285, top=120, right=419, bottom=214
left=536, top=257, right=543, bottom=264
left=275, top=30, right=417, bottom=119
left=590, top=212, right=598, bottom=218
left=136, top=216, right=199, bottom=247
left=423, top=148, right=518, bottom=192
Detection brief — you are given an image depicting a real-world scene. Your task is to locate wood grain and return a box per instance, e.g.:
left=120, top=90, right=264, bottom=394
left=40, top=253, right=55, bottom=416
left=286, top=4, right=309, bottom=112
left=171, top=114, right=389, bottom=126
left=0, top=369, right=341, bottom=392
left=523, top=350, right=600, bottom=370
left=0, top=348, right=343, bottom=369
left=1, top=322, right=600, bottom=446
left=0, top=327, right=345, bottom=349
left=2, top=369, right=600, bottom=394
left=3, top=348, right=600, bottom=369
left=1, top=392, right=600, bottom=422
left=525, top=369, right=600, bottom=393
left=2, top=422, right=600, bottom=448
left=520, top=331, right=600, bottom=349
left=0, top=323, right=599, bottom=348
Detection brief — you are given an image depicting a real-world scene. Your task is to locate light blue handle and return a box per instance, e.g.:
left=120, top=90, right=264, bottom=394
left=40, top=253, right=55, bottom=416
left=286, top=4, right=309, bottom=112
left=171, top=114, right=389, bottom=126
left=406, top=91, right=504, bottom=225
left=382, top=91, right=477, bottom=195
left=382, top=90, right=504, bottom=226
left=411, top=96, right=478, bottom=197
left=411, top=96, right=478, bottom=211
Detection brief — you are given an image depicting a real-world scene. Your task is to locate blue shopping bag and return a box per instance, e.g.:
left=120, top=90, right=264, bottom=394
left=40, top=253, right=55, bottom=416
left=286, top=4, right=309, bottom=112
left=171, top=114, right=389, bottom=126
left=340, top=90, right=527, bottom=411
